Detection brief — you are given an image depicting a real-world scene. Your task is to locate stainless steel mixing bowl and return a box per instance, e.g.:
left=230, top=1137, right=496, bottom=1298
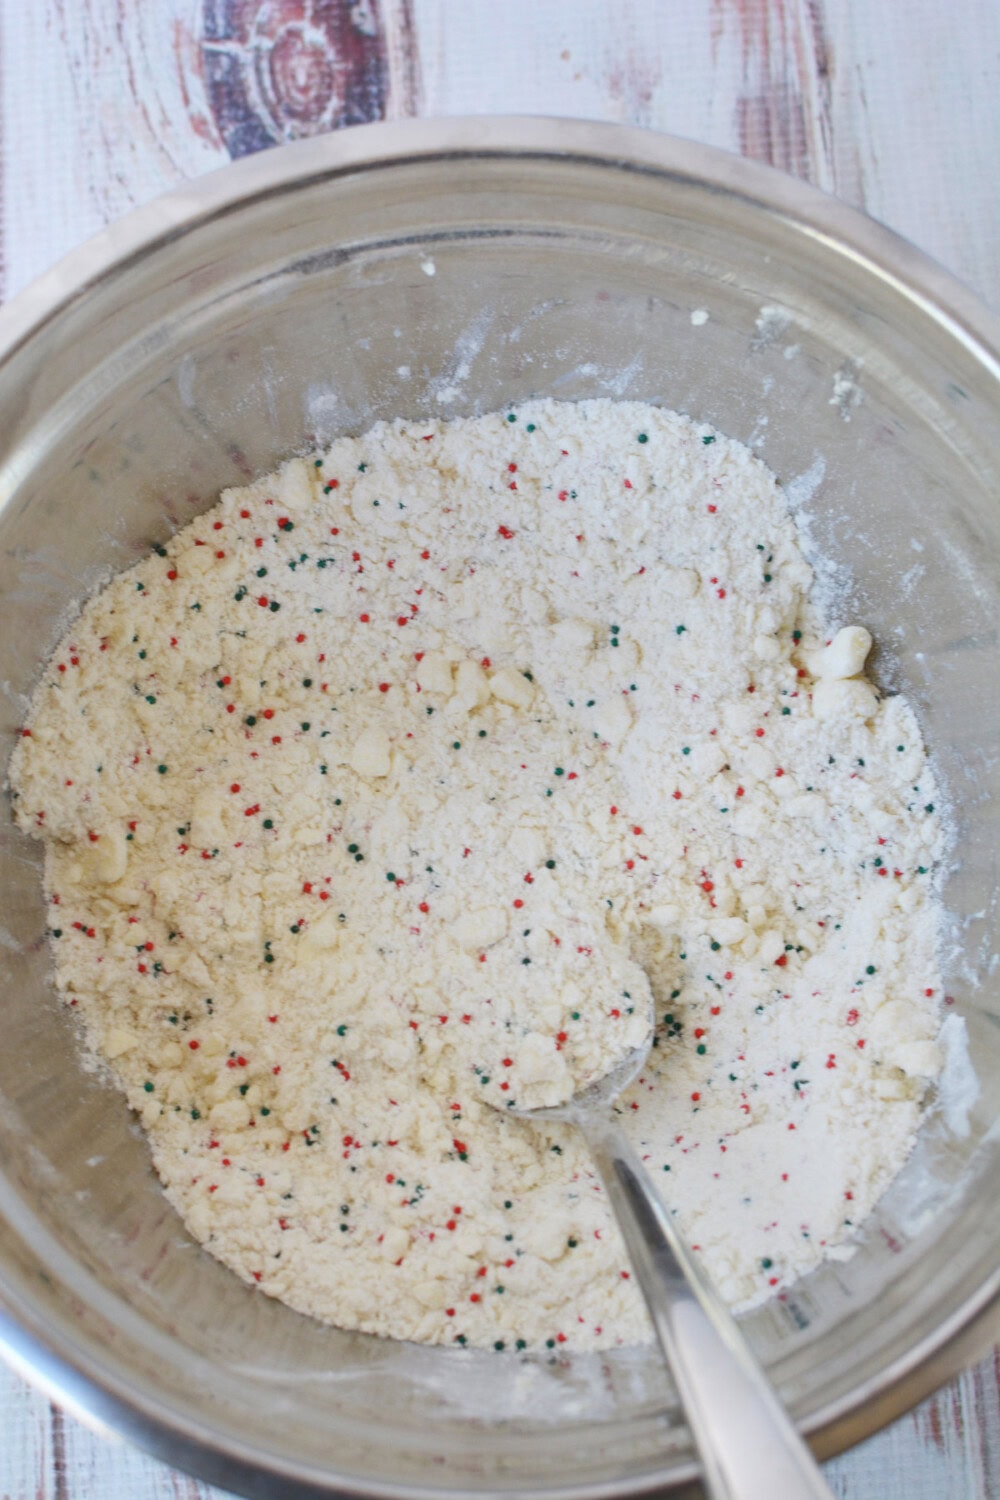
left=0, top=118, right=997, bottom=1499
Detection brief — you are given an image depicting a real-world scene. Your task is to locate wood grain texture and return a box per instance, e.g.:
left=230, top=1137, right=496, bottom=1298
left=0, top=2, right=997, bottom=1496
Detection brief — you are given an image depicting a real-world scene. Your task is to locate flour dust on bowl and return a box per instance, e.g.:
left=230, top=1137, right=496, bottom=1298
left=0, top=119, right=996, bottom=1499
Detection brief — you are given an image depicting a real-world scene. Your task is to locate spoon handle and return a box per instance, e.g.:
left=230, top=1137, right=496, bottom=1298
left=576, top=1110, right=835, bottom=1500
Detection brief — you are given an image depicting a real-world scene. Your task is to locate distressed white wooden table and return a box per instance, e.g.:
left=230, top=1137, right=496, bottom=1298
left=1, top=3, right=998, bottom=1496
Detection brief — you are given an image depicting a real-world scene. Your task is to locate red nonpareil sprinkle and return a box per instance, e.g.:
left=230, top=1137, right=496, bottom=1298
left=418, top=901, right=429, bottom=914
left=379, top=682, right=390, bottom=693
left=707, top=503, right=717, bottom=513
left=188, top=1040, right=200, bottom=1050
left=775, top=953, right=788, bottom=967
left=691, top=1092, right=700, bottom=1101
left=497, top=525, right=515, bottom=539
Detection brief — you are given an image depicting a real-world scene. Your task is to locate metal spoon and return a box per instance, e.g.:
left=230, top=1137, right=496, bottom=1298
left=505, top=1012, right=836, bottom=1500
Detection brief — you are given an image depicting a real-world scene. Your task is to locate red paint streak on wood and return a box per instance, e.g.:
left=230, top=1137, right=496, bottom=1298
left=710, top=0, right=833, bottom=180
left=174, top=18, right=224, bottom=147
left=603, top=50, right=662, bottom=128
left=385, top=0, right=422, bottom=117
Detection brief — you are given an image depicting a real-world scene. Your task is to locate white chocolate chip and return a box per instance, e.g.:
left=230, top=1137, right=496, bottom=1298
left=349, top=725, right=392, bottom=778
left=490, top=666, right=535, bottom=710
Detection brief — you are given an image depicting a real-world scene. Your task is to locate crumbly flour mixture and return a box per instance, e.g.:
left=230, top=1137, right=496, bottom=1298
left=10, top=400, right=946, bottom=1352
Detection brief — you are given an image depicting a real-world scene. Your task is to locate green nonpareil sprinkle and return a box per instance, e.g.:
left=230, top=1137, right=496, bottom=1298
left=157, top=764, right=168, bottom=774
left=143, top=1081, right=154, bottom=1093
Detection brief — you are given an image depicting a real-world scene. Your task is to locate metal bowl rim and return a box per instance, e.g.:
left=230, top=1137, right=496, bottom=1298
left=1, top=114, right=998, bottom=1497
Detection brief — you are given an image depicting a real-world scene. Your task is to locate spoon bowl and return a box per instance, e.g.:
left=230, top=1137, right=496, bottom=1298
left=499, top=997, right=836, bottom=1500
